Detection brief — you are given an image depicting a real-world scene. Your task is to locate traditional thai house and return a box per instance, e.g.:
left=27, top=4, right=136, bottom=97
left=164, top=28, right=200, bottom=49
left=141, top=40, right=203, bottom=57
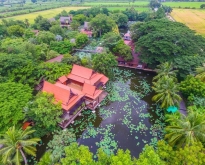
left=42, top=65, right=109, bottom=128
left=80, top=21, right=93, bottom=38
left=60, top=16, right=72, bottom=27
left=124, top=31, right=131, bottom=41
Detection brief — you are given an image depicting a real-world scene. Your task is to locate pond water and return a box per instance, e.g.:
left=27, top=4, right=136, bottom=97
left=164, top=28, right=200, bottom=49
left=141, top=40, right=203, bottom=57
left=36, top=67, right=165, bottom=161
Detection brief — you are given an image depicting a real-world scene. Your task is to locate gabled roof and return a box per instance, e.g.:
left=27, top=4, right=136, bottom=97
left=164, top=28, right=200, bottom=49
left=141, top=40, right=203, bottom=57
left=100, top=75, right=109, bottom=85
left=71, top=64, right=93, bottom=79
left=82, top=83, right=96, bottom=96
left=58, top=75, right=67, bottom=83
left=42, top=81, right=71, bottom=105
left=46, top=55, right=64, bottom=63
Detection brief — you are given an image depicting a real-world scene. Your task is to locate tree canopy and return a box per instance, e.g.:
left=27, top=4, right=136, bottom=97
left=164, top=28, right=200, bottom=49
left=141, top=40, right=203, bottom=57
left=0, top=82, right=32, bottom=133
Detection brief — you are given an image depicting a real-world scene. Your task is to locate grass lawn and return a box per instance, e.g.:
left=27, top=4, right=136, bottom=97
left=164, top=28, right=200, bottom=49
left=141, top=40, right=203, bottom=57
left=82, top=1, right=149, bottom=6
left=107, top=7, right=149, bottom=12
left=171, top=9, right=205, bottom=35
left=162, top=2, right=205, bottom=8
left=1, top=7, right=89, bottom=23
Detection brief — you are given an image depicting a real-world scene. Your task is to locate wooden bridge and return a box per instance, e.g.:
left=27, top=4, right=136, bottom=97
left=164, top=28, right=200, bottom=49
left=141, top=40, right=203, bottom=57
left=74, top=49, right=97, bottom=53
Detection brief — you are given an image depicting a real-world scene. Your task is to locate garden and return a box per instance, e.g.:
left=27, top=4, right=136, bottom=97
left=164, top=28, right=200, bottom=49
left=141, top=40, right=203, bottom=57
left=1, top=2, right=205, bottom=165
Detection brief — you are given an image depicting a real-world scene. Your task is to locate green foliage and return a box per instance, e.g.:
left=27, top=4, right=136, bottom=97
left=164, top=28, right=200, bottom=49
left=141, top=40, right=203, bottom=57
left=0, top=82, right=32, bottom=133
left=92, top=52, right=117, bottom=78
left=102, top=32, right=122, bottom=50
left=23, top=29, right=35, bottom=39
left=132, top=19, right=205, bottom=72
left=149, top=0, right=161, bottom=9
left=180, top=75, right=205, bottom=101
left=165, top=111, right=205, bottom=147
left=25, top=92, right=63, bottom=137
left=33, top=15, right=51, bottom=31
left=174, top=55, right=204, bottom=80
left=62, top=54, right=81, bottom=65
left=110, top=13, right=128, bottom=27
left=152, top=76, right=181, bottom=108
left=61, top=143, right=94, bottom=165
left=157, top=140, right=205, bottom=165
left=49, top=24, right=65, bottom=36
left=37, top=152, right=53, bottom=165
left=70, top=20, right=80, bottom=31
left=46, top=50, right=59, bottom=60
left=135, top=145, right=164, bottom=165
left=50, top=40, right=74, bottom=54
left=122, top=7, right=138, bottom=21
left=155, top=7, right=166, bottom=19
left=0, top=126, right=40, bottom=165
left=47, top=129, right=76, bottom=160
left=153, top=62, right=177, bottom=82
left=196, top=63, right=205, bottom=82
left=112, top=39, right=132, bottom=61
left=109, top=149, right=134, bottom=165
left=90, top=14, right=116, bottom=37
left=73, top=14, right=86, bottom=25
left=36, top=31, right=55, bottom=45
left=38, top=62, right=72, bottom=83
left=76, top=33, right=89, bottom=48
left=1, top=38, right=24, bottom=53
left=7, top=25, right=25, bottom=37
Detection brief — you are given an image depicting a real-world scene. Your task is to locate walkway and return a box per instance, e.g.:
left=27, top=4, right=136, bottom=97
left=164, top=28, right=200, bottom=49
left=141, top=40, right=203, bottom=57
left=179, top=94, right=187, bottom=115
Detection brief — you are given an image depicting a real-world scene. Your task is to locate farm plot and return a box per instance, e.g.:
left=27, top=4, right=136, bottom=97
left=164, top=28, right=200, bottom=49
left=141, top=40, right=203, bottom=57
left=162, top=2, right=205, bottom=9
left=1, top=7, right=89, bottom=23
left=171, top=9, right=205, bottom=35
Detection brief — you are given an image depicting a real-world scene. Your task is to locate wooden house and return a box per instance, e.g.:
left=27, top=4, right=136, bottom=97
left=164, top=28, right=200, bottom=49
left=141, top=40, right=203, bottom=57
left=124, top=31, right=131, bottom=41
left=60, top=16, right=72, bottom=27
left=42, top=65, right=108, bottom=128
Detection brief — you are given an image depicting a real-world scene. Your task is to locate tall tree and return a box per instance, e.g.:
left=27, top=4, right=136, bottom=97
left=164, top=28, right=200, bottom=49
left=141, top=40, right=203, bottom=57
left=26, top=92, right=63, bottom=137
left=92, top=52, right=117, bottom=78
left=165, top=111, right=205, bottom=147
left=90, top=14, right=116, bottom=37
left=0, top=82, right=32, bottom=133
left=135, top=145, right=164, bottom=165
left=152, top=76, right=181, bottom=108
left=0, top=126, right=40, bottom=165
left=153, top=62, right=177, bottom=82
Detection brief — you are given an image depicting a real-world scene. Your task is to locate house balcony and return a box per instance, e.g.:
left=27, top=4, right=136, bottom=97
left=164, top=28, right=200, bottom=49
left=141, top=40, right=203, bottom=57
left=86, top=91, right=108, bottom=110
left=58, top=102, right=85, bottom=129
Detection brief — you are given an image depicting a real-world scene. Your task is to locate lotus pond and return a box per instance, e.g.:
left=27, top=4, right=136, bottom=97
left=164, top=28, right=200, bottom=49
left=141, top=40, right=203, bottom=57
left=37, top=67, right=165, bottom=159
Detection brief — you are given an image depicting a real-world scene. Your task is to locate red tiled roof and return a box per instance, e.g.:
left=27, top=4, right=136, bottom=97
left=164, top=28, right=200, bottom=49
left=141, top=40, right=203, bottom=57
left=87, top=89, right=103, bottom=99
left=90, top=73, right=103, bottom=85
left=71, top=64, right=93, bottom=79
left=67, top=74, right=85, bottom=84
left=46, top=55, right=64, bottom=63
left=58, top=75, right=67, bottom=83
left=42, top=81, right=71, bottom=105
left=100, top=75, right=109, bottom=85
left=82, top=83, right=96, bottom=96
left=81, top=29, right=93, bottom=35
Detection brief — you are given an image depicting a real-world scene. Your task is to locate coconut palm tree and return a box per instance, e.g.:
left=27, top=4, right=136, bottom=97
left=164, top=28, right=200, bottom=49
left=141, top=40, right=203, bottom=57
left=165, top=111, right=205, bottom=148
left=196, top=63, right=205, bottom=82
left=0, top=126, right=40, bottom=165
left=152, top=76, right=182, bottom=108
left=153, top=62, right=177, bottom=82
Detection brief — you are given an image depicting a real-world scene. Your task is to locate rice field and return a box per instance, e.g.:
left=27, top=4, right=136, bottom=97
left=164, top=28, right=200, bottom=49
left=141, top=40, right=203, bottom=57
left=107, top=7, right=149, bottom=12
left=81, top=1, right=149, bottom=6
left=171, top=9, right=205, bottom=35
left=1, top=7, right=89, bottom=23
left=162, top=2, right=205, bottom=8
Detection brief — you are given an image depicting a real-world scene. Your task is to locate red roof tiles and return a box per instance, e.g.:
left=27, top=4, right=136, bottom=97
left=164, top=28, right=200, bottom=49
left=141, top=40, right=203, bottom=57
left=71, top=64, right=93, bottom=79
left=58, top=75, right=67, bottom=83
left=82, top=83, right=96, bottom=96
